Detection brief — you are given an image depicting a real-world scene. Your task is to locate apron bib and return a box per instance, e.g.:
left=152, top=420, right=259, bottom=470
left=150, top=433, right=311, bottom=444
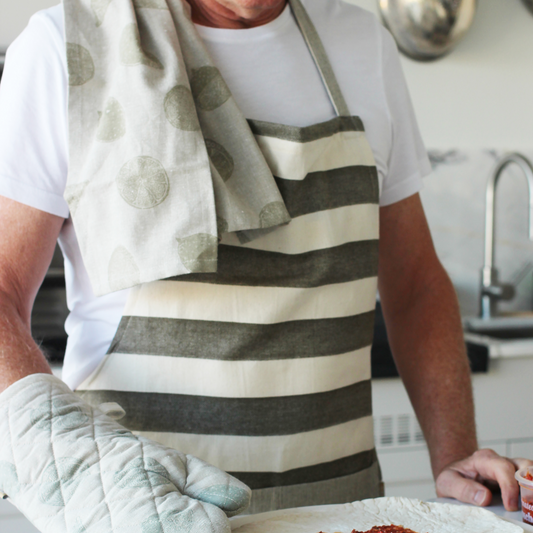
left=77, top=0, right=382, bottom=513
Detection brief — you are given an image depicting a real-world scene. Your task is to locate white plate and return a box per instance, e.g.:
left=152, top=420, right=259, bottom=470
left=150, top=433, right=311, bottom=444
left=230, top=504, right=338, bottom=530
left=430, top=496, right=533, bottom=532
left=504, top=517, right=533, bottom=532
left=229, top=501, right=530, bottom=532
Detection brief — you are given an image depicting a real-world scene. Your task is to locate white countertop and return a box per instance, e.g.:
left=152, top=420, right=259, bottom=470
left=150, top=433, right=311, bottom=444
left=430, top=496, right=533, bottom=531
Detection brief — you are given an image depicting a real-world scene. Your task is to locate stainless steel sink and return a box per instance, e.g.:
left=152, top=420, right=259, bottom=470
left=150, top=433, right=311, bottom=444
left=464, top=316, right=533, bottom=340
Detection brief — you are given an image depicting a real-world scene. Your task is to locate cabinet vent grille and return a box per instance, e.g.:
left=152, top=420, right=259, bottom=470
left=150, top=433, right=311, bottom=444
left=375, top=414, right=425, bottom=448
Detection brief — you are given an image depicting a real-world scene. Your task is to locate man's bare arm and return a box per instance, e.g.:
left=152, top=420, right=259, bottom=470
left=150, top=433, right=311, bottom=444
left=377, top=193, right=532, bottom=511
left=378, top=193, right=476, bottom=474
left=0, top=196, right=64, bottom=392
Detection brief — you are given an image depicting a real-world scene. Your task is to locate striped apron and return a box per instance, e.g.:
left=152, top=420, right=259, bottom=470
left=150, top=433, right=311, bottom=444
left=77, top=0, right=382, bottom=514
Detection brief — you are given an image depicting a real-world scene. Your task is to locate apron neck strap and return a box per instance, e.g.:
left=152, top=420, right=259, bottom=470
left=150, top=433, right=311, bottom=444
left=289, top=0, right=351, bottom=118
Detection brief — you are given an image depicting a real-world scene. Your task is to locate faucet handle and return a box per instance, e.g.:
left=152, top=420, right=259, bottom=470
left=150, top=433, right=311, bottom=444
left=481, top=282, right=516, bottom=301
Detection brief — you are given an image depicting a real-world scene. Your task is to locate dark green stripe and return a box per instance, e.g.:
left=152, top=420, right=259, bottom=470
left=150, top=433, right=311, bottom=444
left=247, top=461, right=382, bottom=513
left=78, top=381, right=372, bottom=436
left=176, top=240, right=378, bottom=288
left=275, top=165, right=378, bottom=218
left=231, top=449, right=377, bottom=489
left=248, top=116, right=364, bottom=143
left=108, top=311, right=376, bottom=360
left=107, top=318, right=129, bottom=356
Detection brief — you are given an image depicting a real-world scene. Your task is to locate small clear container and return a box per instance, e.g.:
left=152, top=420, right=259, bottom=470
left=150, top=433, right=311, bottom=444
left=516, top=466, right=533, bottom=525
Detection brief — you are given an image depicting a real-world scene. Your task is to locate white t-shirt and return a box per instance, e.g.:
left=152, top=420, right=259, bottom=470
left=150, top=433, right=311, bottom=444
left=0, top=0, right=431, bottom=390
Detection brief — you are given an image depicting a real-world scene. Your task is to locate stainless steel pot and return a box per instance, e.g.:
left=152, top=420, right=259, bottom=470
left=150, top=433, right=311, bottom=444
left=378, top=0, right=477, bottom=61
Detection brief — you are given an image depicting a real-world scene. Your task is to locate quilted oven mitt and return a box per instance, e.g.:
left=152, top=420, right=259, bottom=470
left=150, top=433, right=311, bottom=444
left=0, top=374, right=251, bottom=533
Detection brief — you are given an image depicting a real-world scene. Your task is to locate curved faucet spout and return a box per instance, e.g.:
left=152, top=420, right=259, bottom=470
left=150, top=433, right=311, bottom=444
left=480, top=153, right=533, bottom=319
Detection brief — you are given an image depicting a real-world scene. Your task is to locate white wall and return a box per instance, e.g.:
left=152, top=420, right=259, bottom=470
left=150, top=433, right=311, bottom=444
left=347, top=0, right=533, bottom=151
left=0, top=0, right=58, bottom=49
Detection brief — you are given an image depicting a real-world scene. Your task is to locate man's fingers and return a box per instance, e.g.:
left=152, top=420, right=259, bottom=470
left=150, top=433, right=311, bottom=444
left=470, top=450, right=520, bottom=511
left=510, top=457, right=533, bottom=471
left=437, top=450, right=532, bottom=512
left=436, top=468, right=492, bottom=507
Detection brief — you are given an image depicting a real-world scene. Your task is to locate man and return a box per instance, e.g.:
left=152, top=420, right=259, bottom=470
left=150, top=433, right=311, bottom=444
left=0, top=0, right=530, bottom=531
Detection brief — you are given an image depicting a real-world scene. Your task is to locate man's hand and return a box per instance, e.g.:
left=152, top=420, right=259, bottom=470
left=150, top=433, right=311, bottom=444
left=0, top=374, right=251, bottom=532
left=436, top=449, right=533, bottom=511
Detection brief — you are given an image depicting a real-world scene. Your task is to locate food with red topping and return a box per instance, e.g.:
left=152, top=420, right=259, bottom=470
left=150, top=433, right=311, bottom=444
left=351, top=527, right=422, bottom=533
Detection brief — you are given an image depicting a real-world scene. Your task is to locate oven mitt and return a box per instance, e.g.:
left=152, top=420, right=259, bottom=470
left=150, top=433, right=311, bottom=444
left=0, top=374, right=251, bottom=533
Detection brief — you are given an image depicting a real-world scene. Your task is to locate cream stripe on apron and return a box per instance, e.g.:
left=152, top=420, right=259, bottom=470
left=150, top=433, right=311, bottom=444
left=225, top=204, right=379, bottom=254
left=253, top=129, right=376, bottom=180
left=139, top=416, right=375, bottom=473
left=77, top=0, right=383, bottom=513
left=77, top=347, right=372, bottom=398
left=122, top=279, right=377, bottom=322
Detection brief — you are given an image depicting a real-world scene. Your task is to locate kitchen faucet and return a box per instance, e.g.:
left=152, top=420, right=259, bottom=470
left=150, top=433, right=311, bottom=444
left=480, top=153, right=533, bottom=319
